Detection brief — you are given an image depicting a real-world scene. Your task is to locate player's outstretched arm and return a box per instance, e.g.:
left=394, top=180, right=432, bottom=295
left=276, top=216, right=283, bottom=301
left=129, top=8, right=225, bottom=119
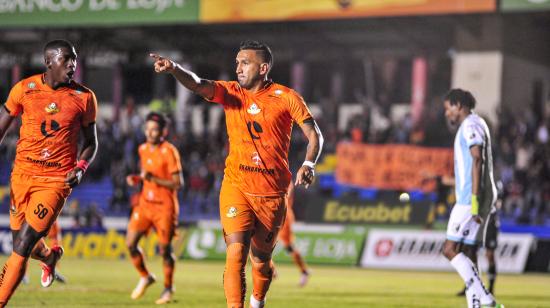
left=0, top=106, right=16, bottom=145
left=295, top=119, right=324, bottom=189
left=150, top=53, right=215, bottom=100
left=66, top=123, right=98, bottom=188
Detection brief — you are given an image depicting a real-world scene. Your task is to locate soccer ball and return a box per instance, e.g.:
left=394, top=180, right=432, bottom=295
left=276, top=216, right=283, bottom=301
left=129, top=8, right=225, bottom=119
left=399, top=192, right=410, bottom=203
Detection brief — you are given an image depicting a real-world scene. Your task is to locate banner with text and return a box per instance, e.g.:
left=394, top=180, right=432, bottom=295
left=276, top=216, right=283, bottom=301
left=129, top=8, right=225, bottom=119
left=200, top=0, right=495, bottom=23
left=304, top=195, right=431, bottom=225
left=336, top=143, right=453, bottom=191
left=360, top=229, right=534, bottom=273
left=184, top=226, right=365, bottom=265
left=0, top=227, right=188, bottom=259
left=0, top=0, right=199, bottom=27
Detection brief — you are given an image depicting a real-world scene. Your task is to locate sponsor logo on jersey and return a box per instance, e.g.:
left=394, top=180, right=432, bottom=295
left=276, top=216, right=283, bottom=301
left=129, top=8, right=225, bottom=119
left=226, top=207, right=237, bottom=218
left=251, top=152, right=262, bottom=166
left=45, top=102, right=60, bottom=114
left=26, top=157, right=61, bottom=168
left=239, top=164, right=275, bottom=175
left=41, top=148, right=51, bottom=159
left=247, top=103, right=261, bottom=115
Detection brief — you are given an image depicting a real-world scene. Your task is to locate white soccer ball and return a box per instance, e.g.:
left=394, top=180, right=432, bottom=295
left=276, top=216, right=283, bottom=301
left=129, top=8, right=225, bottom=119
left=399, top=192, right=410, bottom=203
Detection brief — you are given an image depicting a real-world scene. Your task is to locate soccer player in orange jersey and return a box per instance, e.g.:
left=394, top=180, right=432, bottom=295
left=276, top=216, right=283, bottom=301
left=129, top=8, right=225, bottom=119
left=0, top=39, right=98, bottom=307
left=126, top=112, right=183, bottom=305
left=277, top=182, right=310, bottom=287
left=151, top=40, right=323, bottom=308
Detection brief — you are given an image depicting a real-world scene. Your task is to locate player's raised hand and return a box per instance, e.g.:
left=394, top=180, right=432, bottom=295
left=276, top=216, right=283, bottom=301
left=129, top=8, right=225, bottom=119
left=295, top=165, right=315, bottom=189
left=65, top=168, right=84, bottom=188
left=150, top=53, right=176, bottom=73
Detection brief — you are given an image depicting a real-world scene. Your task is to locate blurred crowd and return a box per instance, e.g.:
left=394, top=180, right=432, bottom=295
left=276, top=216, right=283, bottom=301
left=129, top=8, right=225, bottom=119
left=0, top=93, right=548, bottom=226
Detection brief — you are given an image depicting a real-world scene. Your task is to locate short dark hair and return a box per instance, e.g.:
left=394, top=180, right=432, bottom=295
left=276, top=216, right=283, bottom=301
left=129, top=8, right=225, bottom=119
left=239, top=40, right=273, bottom=68
left=145, top=112, right=167, bottom=131
left=445, top=88, right=476, bottom=109
left=43, top=39, right=75, bottom=55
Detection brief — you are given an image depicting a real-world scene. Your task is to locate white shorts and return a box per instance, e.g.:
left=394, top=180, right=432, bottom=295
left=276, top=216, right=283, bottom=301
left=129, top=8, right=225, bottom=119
left=446, top=204, right=480, bottom=245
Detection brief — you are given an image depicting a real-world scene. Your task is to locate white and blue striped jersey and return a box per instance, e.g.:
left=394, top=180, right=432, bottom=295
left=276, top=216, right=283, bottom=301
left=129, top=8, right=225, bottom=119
left=453, top=113, right=497, bottom=216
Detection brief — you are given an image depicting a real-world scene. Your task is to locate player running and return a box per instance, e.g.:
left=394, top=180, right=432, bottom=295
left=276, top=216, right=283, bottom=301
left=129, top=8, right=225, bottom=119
left=277, top=182, right=310, bottom=287
left=0, top=39, right=98, bottom=307
left=441, top=89, right=503, bottom=308
left=151, top=40, right=323, bottom=308
left=126, top=112, right=183, bottom=305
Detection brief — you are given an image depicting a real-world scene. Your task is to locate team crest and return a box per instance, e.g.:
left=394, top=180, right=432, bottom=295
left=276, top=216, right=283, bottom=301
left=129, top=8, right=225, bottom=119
left=247, top=103, right=261, bottom=115
left=45, top=102, right=60, bottom=114
left=226, top=207, right=237, bottom=218
left=28, top=82, right=36, bottom=89
left=74, top=90, right=82, bottom=95
left=274, top=89, right=282, bottom=96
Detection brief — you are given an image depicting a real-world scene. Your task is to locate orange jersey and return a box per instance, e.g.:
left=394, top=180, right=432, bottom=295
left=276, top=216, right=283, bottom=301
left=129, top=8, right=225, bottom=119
left=4, top=74, right=97, bottom=179
left=138, top=141, right=182, bottom=213
left=209, top=81, right=313, bottom=196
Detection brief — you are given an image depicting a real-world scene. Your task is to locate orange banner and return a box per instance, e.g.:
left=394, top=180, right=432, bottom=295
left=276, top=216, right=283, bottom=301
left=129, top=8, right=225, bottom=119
left=336, top=143, right=453, bottom=191
left=200, top=0, right=496, bottom=23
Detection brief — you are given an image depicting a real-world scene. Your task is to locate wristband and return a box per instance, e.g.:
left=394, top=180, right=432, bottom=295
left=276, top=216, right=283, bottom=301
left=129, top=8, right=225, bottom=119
left=471, top=194, right=479, bottom=215
left=302, top=161, right=316, bottom=169
left=76, top=160, right=89, bottom=173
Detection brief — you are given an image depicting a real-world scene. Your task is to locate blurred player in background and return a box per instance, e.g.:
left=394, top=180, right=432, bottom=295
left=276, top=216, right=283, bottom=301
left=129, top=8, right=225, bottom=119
left=126, top=112, right=183, bottom=305
left=0, top=39, right=98, bottom=306
left=151, top=39, right=323, bottom=308
left=441, top=89, right=502, bottom=308
left=277, top=182, right=310, bottom=287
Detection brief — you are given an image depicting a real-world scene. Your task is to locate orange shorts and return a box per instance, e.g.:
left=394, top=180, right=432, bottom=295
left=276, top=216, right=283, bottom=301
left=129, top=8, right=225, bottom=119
left=10, top=173, right=71, bottom=233
left=278, top=206, right=295, bottom=246
left=127, top=202, right=177, bottom=245
left=219, top=181, right=286, bottom=253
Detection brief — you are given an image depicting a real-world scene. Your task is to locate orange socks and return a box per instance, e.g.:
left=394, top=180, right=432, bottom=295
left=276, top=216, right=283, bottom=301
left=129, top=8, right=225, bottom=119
left=0, top=253, right=28, bottom=306
left=291, top=251, right=308, bottom=274
left=130, top=248, right=150, bottom=278
left=251, top=257, right=274, bottom=302
left=224, top=243, right=246, bottom=308
left=162, top=261, right=174, bottom=289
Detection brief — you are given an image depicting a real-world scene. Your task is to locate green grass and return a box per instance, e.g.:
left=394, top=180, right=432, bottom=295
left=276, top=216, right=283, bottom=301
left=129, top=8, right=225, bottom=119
left=3, top=257, right=549, bottom=307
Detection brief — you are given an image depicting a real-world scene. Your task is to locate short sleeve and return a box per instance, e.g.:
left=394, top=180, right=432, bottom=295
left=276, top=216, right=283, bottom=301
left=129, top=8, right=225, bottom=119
left=166, top=146, right=182, bottom=174
left=4, top=82, right=24, bottom=116
left=463, top=122, right=484, bottom=148
left=207, top=81, right=231, bottom=105
left=288, top=90, right=313, bottom=124
left=82, top=91, right=98, bottom=127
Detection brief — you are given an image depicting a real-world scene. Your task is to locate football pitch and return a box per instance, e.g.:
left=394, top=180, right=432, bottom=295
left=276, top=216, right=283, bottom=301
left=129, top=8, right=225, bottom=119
left=3, top=257, right=549, bottom=307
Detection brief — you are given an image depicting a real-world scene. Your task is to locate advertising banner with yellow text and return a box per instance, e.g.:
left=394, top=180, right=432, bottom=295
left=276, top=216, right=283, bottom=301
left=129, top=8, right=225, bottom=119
left=200, top=0, right=495, bottom=23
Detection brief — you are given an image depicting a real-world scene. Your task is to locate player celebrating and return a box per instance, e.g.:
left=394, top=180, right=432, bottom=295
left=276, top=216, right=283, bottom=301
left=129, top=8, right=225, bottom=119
left=0, top=39, right=98, bottom=306
left=151, top=40, right=323, bottom=308
left=277, top=182, right=310, bottom=287
left=441, top=89, right=503, bottom=308
left=126, top=112, right=183, bottom=305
